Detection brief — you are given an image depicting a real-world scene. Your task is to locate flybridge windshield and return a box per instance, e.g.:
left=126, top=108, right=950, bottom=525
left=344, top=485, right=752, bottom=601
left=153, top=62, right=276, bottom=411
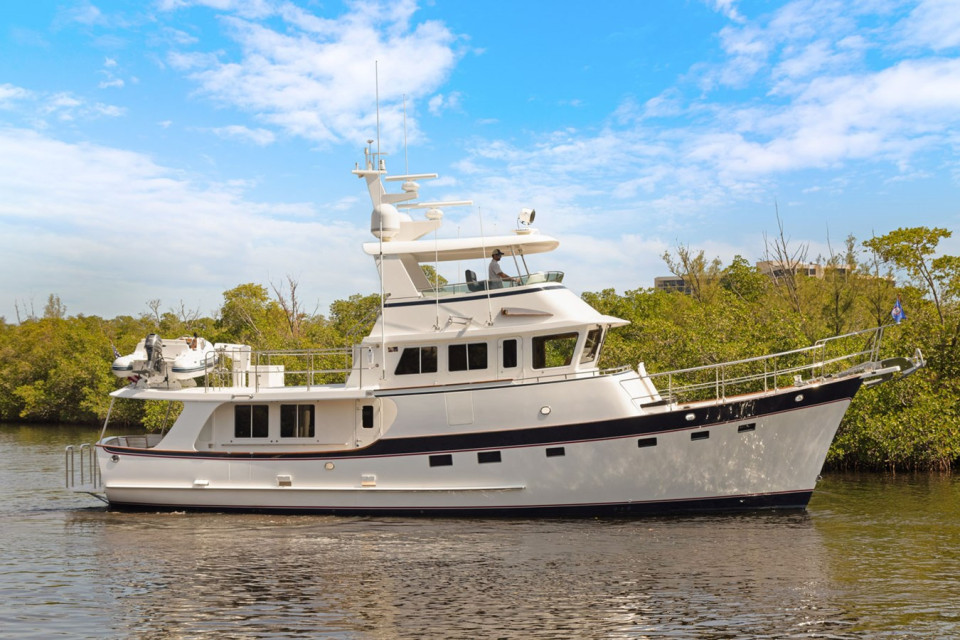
left=422, top=270, right=564, bottom=297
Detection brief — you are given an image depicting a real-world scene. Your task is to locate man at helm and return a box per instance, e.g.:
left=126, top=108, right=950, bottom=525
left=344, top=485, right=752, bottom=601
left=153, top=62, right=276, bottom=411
left=488, top=249, right=518, bottom=288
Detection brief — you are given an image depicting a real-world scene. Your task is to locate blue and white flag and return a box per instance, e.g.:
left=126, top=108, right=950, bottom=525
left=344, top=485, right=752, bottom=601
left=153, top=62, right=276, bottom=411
left=891, top=296, right=906, bottom=324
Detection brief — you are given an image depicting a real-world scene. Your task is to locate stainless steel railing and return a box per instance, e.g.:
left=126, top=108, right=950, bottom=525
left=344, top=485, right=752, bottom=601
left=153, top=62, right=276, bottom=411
left=645, top=326, right=886, bottom=405
left=202, top=345, right=378, bottom=391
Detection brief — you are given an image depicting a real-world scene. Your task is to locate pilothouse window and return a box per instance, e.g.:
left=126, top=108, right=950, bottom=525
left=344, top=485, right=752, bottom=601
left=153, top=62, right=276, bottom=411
left=449, top=343, right=488, bottom=371
left=532, top=332, right=579, bottom=369
left=580, top=327, right=604, bottom=364
left=234, top=404, right=268, bottom=438
left=395, top=346, right=438, bottom=375
left=281, top=404, right=315, bottom=438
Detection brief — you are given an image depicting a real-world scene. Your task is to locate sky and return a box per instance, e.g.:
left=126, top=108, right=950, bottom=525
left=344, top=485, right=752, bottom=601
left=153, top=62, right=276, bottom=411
left=1, top=0, right=958, bottom=323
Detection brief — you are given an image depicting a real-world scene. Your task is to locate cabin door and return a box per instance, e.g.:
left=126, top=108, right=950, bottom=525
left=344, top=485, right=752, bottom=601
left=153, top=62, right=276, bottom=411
left=497, top=337, right=522, bottom=380
left=355, top=399, right=381, bottom=448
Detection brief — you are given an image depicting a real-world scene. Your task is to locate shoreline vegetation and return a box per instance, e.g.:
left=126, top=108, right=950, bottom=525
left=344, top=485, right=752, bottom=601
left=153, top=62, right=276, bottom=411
left=2, top=227, right=957, bottom=471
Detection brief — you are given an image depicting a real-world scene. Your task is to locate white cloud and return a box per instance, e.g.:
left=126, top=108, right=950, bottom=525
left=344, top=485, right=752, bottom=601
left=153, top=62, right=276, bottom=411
left=0, top=128, right=375, bottom=321
left=61, top=3, right=104, bottom=26
left=99, top=78, right=125, bottom=89
left=165, top=0, right=461, bottom=147
left=899, top=0, right=960, bottom=51
left=428, top=91, right=462, bottom=115
left=635, top=1, right=960, bottom=186
left=211, top=124, right=277, bottom=145
left=0, top=85, right=126, bottom=125
left=708, top=0, right=745, bottom=23
left=0, top=83, right=33, bottom=107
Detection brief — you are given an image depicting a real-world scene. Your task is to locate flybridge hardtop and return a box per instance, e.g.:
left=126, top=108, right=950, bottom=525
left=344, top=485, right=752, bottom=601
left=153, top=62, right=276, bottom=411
left=353, top=148, right=564, bottom=303
left=64, top=144, right=923, bottom=516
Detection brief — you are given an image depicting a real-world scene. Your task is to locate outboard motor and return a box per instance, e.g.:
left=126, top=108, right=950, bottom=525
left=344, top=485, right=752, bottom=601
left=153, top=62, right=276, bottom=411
left=144, top=333, right=164, bottom=373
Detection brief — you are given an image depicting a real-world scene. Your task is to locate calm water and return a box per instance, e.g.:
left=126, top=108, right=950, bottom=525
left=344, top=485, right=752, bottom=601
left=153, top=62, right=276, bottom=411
left=1, top=424, right=958, bottom=639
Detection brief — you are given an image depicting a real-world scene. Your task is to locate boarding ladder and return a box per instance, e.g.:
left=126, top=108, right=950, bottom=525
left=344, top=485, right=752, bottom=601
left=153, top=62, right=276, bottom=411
left=64, top=443, right=105, bottom=501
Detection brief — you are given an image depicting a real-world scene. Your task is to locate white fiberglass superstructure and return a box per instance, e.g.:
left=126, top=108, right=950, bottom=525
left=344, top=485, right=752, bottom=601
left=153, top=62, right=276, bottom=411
left=68, top=147, right=923, bottom=515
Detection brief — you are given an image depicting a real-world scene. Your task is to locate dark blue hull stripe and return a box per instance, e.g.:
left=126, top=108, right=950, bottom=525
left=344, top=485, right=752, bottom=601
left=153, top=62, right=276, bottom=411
left=101, top=376, right=862, bottom=461
left=105, top=489, right=814, bottom=517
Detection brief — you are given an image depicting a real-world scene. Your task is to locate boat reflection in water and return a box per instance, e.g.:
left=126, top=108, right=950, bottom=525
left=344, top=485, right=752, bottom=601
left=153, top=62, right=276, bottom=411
left=70, top=143, right=922, bottom=515
left=76, top=510, right=851, bottom=638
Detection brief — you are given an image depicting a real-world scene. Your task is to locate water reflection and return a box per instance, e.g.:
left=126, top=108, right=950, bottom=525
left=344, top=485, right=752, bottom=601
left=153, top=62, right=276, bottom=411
left=811, top=474, right=960, bottom=637
left=55, top=510, right=857, bottom=638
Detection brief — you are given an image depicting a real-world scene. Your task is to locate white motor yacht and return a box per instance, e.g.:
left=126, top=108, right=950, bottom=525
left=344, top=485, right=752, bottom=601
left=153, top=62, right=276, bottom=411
left=68, top=146, right=923, bottom=515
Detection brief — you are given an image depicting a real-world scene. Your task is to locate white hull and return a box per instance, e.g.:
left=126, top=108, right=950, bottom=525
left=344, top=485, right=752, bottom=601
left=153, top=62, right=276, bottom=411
left=97, top=377, right=857, bottom=515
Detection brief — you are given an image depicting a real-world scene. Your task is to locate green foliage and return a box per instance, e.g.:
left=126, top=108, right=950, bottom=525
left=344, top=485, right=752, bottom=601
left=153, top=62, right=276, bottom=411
left=329, top=293, right=381, bottom=343
left=720, top=255, right=768, bottom=303
left=142, top=401, right=183, bottom=432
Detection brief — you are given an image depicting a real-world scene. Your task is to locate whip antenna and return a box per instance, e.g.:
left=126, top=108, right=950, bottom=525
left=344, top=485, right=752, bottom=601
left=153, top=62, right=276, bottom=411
left=375, top=61, right=386, bottom=379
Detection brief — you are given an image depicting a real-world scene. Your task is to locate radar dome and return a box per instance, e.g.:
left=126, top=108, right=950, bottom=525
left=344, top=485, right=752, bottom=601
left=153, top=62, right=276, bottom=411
left=371, top=203, right=400, bottom=240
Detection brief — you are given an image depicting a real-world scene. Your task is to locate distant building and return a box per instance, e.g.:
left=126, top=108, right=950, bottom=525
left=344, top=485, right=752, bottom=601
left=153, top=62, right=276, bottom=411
left=653, top=276, right=692, bottom=294
left=654, top=260, right=858, bottom=294
left=756, top=260, right=855, bottom=280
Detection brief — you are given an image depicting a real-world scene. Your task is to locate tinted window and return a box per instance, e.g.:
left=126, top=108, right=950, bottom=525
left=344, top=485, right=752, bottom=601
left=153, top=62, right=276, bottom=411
left=449, top=343, right=488, bottom=372
left=395, top=348, right=420, bottom=375
left=362, top=405, right=374, bottom=429
left=468, top=343, right=488, bottom=369
left=235, top=404, right=269, bottom=438
left=477, top=451, right=501, bottom=464
left=502, top=339, right=518, bottom=368
left=281, top=404, right=314, bottom=438
left=580, top=328, right=604, bottom=364
left=429, top=454, right=453, bottom=467
left=449, top=344, right=467, bottom=371
left=395, top=347, right=438, bottom=375
left=421, top=346, right=437, bottom=373
left=532, top=333, right=579, bottom=369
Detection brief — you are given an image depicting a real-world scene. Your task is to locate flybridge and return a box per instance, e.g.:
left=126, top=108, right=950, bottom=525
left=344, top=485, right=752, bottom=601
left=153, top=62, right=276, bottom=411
left=352, top=142, right=560, bottom=300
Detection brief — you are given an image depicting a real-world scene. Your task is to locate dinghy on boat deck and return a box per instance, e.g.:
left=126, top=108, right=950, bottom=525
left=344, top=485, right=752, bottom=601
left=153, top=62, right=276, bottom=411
left=112, top=333, right=216, bottom=384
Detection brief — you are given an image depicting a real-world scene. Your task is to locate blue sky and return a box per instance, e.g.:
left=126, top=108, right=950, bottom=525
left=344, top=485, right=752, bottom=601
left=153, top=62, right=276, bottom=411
left=1, top=0, right=958, bottom=322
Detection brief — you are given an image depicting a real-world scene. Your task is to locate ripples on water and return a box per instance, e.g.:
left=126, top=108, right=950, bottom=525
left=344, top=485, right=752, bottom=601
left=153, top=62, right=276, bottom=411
left=1, top=424, right=958, bottom=639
